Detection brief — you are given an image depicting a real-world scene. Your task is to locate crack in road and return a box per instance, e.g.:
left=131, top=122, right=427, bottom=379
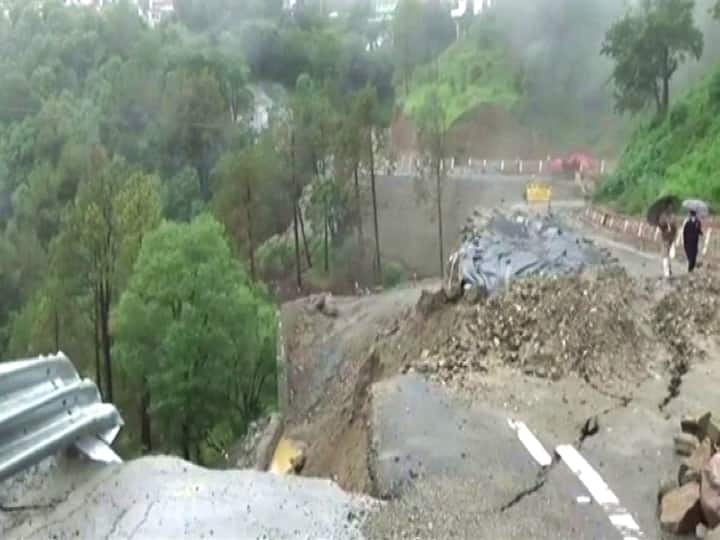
left=497, top=456, right=560, bottom=514
left=498, top=474, right=548, bottom=512
left=659, top=356, right=689, bottom=411
left=0, top=501, right=62, bottom=513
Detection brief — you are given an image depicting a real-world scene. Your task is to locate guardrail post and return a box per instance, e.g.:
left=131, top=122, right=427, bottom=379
left=703, top=228, right=712, bottom=256
left=539, top=160, right=543, bottom=174
left=519, top=160, right=524, bottom=174
left=600, top=160, right=606, bottom=175
left=500, top=160, right=505, bottom=173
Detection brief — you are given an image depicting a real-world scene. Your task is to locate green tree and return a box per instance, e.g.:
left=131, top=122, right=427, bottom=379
left=60, top=149, right=161, bottom=402
left=416, top=87, right=449, bottom=278
left=356, top=85, right=384, bottom=283
left=160, top=66, right=228, bottom=201
left=601, top=0, right=703, bottom=117
left=114, top=215, right=277, bottom=461
left=392, top=0, right=455, bottom=95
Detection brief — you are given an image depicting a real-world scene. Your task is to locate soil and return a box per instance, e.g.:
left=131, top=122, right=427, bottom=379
left=391, top=106, right=555, bottom=160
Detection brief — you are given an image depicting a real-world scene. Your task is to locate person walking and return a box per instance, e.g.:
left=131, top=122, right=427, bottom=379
left=683, top=209, right=703, bottom=272
left=659, top=214, right=678, bottom=279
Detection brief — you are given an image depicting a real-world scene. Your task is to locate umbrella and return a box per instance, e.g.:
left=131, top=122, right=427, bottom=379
left=683, top=199, right=710, bottom=217
left=647, top=195, right=681, bottom=226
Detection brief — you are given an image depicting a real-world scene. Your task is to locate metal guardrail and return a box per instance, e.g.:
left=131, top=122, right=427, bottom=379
left=0, top=353, right=123, bottom=482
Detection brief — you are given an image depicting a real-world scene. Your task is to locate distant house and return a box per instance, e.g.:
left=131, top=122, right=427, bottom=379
left=61, top=0, right=175, bottom=27
left=146, top=0, right=174, bottom=27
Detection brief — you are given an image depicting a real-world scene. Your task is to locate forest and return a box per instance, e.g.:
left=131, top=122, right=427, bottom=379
left=0, top=0, right=455, bottom=463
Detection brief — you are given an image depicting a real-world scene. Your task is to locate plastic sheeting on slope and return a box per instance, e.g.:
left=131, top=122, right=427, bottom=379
left=457, top=211, right=603, bottom=291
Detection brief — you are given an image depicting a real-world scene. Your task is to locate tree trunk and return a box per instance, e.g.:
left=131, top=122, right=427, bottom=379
left=99, top=280, right=113, bottom=403
left=369, top=129, right=382, bottom=283
left=53, top=307, right=60, bottom=352
left=181, top=421, right=190, bottom=461
left=140, top=379, right=152, bottom=453
left=291, top=133, right=302, bottom=290
left=93, top=289, right=102, bottom=399
left=324, top=193, right=329, bottom=273
left=662, top=75, right=670, bottom=117
left=436, top=162, right=445, bottom=278
left=354, top=164, right=364, bottom=251
left=245, top=182, right=256, bottom=281
left=298, top=205, right=312, bottom=269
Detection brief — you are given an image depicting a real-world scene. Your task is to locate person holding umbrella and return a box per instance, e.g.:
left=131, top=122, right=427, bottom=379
left=659, top=213, right=678, bottom=278
left=648, top=196, right=682, bottom=279
left=682, top=199, right=708, bottom=272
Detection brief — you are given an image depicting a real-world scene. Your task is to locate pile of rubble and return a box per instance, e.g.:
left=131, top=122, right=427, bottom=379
left=653, top=275, right=720, bottom=409
left=660, top=413, right=720, bottom=538
left=410, top=272, right=652, bottom=387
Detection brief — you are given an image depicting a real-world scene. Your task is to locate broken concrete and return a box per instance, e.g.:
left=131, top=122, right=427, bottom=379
left=4, top=456, right=375, bottom=540
left=659, top=481, right=703, bottom=534
left=702, top=454, right=720, bottom=529
left=680, top=438, right=713, bottom=486
left=676, top=432, right=701, bottom=457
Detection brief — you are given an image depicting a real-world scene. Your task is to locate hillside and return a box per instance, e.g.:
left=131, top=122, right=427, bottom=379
left=402, top=28, right=521, bottom=128
left=598, top=66, right=720, bottom=213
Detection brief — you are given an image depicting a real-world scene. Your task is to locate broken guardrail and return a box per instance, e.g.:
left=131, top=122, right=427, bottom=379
left=0, top=352, right=123, bottom=482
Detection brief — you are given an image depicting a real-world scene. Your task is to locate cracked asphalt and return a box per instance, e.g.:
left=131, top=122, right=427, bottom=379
left=365, top=374, right=621, bottom=539
left=2, top=456, right=375, bottom=540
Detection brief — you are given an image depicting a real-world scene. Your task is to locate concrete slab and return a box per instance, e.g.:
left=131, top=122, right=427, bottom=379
left=4, top=456, right=375, bottom=540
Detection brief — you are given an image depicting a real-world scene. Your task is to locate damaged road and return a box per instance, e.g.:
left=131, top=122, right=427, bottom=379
left=364, top=374, right=624, bottom=539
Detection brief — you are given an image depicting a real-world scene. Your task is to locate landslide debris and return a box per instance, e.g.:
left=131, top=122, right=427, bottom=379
left=409, top=271, right=653, bottom=389
left=653, top=274, right=720, bottom=409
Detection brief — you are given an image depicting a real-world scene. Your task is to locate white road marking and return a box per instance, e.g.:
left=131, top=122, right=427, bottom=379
left=556, top=444, right=644, bottom=539
left=507, top=419, right=553, bottom=467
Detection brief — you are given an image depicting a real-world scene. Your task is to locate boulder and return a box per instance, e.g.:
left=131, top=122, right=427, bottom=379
left=702, top=454, right=720, bottom=529
left=680, top=439, right=713, bottom=486
left=682, top=415, right=704, bottom=440
left=699, top=413, right=720, bottom=446
left=675, top=433, right=700, bottom=457
left=416, top=289, right=447, bottom=318
left=659, top=482, right=702, bottom=534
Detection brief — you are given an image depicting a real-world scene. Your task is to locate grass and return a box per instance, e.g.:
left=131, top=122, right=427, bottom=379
left=597, top=65, right=720, bottom=214
left=403, top=30, right=520, bottom=127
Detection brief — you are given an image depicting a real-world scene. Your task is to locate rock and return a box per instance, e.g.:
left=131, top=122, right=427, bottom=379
left=289, top=441, right=309, bottom=474
left=463, top=285, right=488, bottom=305
left=659, top=482, right=702, bottom=534
left=682, top=415, right=704, bottom=439
left=675, top=433, right=700, bottom=457
left=313, top=295, right=326, bottom=312
left=680, top=438, right=713, bottom=487
left=416, top=289, right=447, bottom=318
left=702, top=454, right=720, bottom=529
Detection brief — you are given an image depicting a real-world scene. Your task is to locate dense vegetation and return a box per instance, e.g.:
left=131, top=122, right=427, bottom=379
left=0, top=0, right=397, bottom=462
left=599, top=65, right=720, bottom=213
left=599, top=0, right=720, bottom=213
